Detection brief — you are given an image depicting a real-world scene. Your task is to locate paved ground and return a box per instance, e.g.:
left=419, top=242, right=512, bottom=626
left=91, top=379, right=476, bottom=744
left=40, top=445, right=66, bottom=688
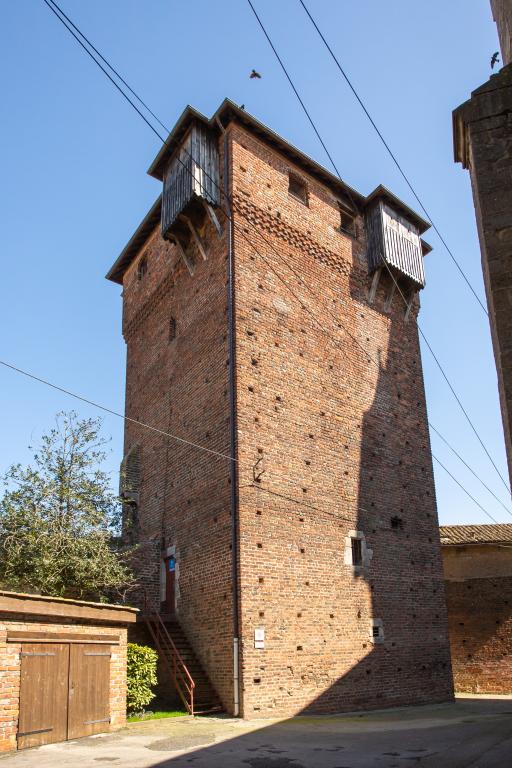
left=2, top=696, right=512, bottom=767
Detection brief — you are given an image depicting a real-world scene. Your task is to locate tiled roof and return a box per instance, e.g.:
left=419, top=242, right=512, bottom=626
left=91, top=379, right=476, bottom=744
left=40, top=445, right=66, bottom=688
left=439, top=524, right=512, bottom=545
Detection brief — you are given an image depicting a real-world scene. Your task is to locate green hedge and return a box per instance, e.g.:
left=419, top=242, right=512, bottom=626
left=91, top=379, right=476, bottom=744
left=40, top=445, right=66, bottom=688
left=126, top=642, right=158, bottom=714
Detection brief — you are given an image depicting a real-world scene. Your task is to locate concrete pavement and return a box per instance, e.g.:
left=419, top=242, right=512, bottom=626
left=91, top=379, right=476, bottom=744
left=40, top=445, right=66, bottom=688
left=2, top=695, right=512, bottom=767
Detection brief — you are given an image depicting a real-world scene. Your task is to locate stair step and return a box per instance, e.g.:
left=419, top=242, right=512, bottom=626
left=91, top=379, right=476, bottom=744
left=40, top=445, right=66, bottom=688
left=145, top=617, right=221, bottom=714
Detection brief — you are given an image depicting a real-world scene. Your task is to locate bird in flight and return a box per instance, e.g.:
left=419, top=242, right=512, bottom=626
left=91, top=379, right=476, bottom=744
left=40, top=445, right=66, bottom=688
left=491, top=51, right=500, bottom=69
left=250, top=69, right=262, bottom=79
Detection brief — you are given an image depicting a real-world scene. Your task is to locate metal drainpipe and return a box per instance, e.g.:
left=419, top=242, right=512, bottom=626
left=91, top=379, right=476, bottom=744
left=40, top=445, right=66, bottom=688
left=217, top=115, right=240, bottom=718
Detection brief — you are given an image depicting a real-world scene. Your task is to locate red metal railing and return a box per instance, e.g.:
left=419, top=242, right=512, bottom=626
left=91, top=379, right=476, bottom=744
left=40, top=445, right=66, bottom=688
left=142, top=591, right=195, bottom=715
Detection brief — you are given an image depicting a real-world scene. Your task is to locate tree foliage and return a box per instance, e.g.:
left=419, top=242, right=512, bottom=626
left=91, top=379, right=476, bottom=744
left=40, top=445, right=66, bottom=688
left=126, top=643, right=158, bottom=714
left=0, top=411, right=134, bottom=600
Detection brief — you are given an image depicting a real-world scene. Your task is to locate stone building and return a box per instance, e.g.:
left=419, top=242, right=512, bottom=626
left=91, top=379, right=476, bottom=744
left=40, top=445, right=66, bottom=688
left=453, top=0, right=512, bottom=483
left=107, top=99, right=454, bottom=717
left=441, top=524, right=512, bottom=694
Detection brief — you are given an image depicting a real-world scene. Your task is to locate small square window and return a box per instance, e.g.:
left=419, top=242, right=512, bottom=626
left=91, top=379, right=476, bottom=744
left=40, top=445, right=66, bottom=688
left=288, top=173, right=308, bottom=205
left=351, top=537, right=363, bottom=566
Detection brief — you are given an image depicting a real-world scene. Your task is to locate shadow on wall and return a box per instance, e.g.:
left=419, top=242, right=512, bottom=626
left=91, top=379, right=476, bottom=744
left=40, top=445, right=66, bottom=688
left=125, top=272, right=463, bottom=764
left=445, top=575, right=512, bottom=694
left=132, top=233, right=454, bottom=719
left=284, top=267, right=454, bottom=716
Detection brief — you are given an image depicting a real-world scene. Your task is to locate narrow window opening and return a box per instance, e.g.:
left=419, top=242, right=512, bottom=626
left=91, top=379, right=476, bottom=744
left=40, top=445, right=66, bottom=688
left=337, top=201, right=357, bottom=237
left=169, top=316, right=177, bottom=341
left=351, top=537, right=363, bottom=566
left=288, top=173, right=308, bottom=205
left=339, top=211, right=357, bottom=236
left=137, top=256, right=148, bottom=280
left=371, top=620, right=384, bottom=643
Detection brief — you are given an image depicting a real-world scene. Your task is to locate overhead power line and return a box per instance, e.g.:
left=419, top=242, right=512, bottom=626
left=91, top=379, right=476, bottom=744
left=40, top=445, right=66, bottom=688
left=433, top=455, right=498, bottom=523
left=246, top=0, right=510, bottom=498
left=429, top=423, right=511, bottom=515
left=0, top=359, right=234, bottom=463
left=298, top=0, right=489, bottom=318
left=43, top=0, right=169, bottom=135
left=38, top=0, right=506, bottom=521
left=0, top=357, right=499, bottom=524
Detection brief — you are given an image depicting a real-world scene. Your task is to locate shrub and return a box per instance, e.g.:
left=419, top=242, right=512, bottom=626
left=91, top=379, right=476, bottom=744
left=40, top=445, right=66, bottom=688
left=126, top=642, right=158, bottom=714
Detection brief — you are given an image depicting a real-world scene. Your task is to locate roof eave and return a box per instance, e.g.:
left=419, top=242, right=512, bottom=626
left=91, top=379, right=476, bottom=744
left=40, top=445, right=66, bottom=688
left=106, top=195, right=162, bottom=284
left=364, top=184, right=430, bottom=234
left=147, top=105, right=211, bottom=181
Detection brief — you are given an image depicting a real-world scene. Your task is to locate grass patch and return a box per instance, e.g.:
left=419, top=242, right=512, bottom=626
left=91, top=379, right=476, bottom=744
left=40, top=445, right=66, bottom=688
left=127, top=710, right=187, bottom=723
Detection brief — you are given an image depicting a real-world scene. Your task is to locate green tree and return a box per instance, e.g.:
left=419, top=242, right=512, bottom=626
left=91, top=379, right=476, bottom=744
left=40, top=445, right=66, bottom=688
left=0, top=411, right=134, bottom=600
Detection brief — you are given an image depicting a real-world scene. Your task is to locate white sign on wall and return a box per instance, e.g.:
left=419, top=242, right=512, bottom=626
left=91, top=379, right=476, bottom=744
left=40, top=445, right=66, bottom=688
left=254, top=628, right=265, bottom=649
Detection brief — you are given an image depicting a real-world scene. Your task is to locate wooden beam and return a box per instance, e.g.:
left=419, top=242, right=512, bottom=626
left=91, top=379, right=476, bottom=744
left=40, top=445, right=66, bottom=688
left=368, top=267, right=381, bottom=304
left=174, top=237, right=195, bottom=276
left=7, top=630, right=120, bottom=644
left=203, top=201, right=223, bottom=236
left=0, top=591, right=137, bottom=624
left=180, top=215, right=208, bottom=261
left=404, top=289, right=416, bottom=322
left=384, top=281, right=396, bottom=312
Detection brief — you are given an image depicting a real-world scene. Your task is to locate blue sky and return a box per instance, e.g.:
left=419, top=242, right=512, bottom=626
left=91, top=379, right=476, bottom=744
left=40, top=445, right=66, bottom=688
left=1, top=0, right=509, bottom=525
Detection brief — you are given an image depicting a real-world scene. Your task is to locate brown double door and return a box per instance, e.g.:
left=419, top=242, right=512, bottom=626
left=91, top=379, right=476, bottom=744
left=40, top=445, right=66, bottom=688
left=18, top=643, right=111, bottom=749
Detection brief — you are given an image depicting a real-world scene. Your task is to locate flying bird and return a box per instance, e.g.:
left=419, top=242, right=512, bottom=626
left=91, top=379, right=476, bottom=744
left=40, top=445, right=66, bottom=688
left=491, top=51, right=500, bottom=69
left=250, top=69, right=262, bottom=79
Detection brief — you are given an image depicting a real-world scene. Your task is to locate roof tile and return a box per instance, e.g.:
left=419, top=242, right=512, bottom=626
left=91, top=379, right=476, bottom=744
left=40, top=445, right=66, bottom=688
left=439, top=524, right=512, bottom=545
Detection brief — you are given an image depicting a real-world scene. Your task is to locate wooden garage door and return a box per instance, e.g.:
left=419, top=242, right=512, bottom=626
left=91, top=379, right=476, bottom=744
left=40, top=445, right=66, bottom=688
left=68, top=644, right=111, bottom=739
left=18, top=643, right=69, bottom=749
left=18, top=642, right=111, bottom=749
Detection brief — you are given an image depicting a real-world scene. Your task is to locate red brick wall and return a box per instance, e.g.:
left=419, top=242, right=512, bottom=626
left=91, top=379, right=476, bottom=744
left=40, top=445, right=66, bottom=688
left=0, top=619, right=127, bottom=753
left=445, top=576, right=512, bottom=693
left=118, top=117, right=453, bottom=719
left=120, top=163, right=235, bottom=709
left=229, top=124, right=453, bottom=716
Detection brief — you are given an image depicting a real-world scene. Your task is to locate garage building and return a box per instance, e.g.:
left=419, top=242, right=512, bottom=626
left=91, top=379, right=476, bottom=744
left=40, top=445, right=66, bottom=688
left=0, top=590, right=137, bottom=753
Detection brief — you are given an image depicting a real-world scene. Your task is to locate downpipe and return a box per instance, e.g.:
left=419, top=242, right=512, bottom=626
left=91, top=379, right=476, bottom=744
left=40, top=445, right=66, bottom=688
left=217, top=115, right=241, bottom=717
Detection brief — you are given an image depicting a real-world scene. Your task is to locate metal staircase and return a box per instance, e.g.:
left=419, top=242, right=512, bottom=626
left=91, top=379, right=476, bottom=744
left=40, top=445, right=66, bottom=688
left=142, top=596, right=222, bottom=715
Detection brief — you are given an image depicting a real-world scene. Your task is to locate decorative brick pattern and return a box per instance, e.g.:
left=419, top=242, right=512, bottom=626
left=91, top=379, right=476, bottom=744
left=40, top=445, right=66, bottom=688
left=116, top=117, right=453, bottom=718
left=230, top=125, right=452, bottom=716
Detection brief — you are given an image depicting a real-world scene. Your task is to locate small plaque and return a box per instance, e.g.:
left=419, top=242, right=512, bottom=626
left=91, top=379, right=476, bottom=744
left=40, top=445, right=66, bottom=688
left=254, top=628, right=265, bottom=649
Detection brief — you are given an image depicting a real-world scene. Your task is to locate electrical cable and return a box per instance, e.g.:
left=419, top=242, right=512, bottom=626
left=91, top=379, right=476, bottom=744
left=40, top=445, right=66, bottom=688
left=433, top=455, right=498, bottom=523
left=297, top=0, right=489, bottom=318
left=37, top=0, right=507, bottom=521
left=246, top=0, right=510, bottom=497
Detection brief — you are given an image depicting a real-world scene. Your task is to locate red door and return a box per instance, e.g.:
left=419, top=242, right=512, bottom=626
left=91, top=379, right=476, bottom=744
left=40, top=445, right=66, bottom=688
left=164, top=556, right=176, bottom=614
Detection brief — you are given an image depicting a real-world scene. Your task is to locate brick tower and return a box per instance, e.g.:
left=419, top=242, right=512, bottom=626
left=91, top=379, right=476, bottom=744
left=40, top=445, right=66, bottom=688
left=107, top=99, right=454, bottom=717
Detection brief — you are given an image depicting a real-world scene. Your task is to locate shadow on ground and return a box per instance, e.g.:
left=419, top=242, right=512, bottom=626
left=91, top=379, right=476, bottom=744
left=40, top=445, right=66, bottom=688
left=4, top=696, right=512, bottom=768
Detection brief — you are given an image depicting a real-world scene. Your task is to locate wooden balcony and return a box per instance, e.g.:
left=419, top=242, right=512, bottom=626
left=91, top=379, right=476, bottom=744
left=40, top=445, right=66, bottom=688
left=366, top=199, right=426, bottom=289
left=161, top=122, right=220, bottom=241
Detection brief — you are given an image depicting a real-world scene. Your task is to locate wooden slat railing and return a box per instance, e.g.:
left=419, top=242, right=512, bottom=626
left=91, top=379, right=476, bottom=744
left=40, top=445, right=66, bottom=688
left=142, top=591, right=195, bottom=715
